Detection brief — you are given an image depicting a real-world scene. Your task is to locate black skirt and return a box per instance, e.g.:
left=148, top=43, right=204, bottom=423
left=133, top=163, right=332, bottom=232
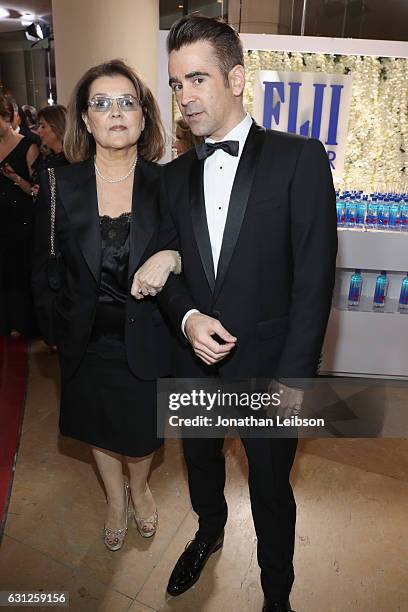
left=59, top=213, right=162, bottom=457
left=60, top=347, right=162, bottom=457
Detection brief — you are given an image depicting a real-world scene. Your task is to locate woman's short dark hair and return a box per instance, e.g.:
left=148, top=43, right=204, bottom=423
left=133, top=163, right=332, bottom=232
left=0, top=94, right=13, bottom=122
left=38, top=105, right=67, bottom=143
left=64, top=59, right=165, bottom=163
left=167, top=15, right=244, bottom=85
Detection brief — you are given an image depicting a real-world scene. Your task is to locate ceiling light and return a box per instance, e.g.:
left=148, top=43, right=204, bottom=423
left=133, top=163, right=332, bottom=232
left=0, top=7, right=10, bottom=19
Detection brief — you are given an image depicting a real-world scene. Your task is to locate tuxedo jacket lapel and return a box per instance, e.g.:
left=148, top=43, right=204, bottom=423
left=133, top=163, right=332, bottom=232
left=57, top=159, right=101, bottom=284
left=190, top=158, right=216, bottom=292
left=128, top=158, right=157, bottom=279
left=213, top=122, right=265, bottom=301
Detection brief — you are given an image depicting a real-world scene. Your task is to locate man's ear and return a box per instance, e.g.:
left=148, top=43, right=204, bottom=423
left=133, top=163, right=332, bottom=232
left=82, top=112, right=92, bottom=134
left=229, top=64, right=245, bottom=97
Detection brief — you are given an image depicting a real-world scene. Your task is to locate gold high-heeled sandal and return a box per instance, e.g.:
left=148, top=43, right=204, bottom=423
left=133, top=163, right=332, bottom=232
left=134, top=508, right=158, bottom=538
left=132, top=486, right=158, bottom=538
left=103, top=483, right=129, bottom=551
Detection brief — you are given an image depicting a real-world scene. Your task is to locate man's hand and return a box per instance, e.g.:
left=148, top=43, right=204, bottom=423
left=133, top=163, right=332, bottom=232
left=267, top=379, right=304, bottom=419
left=185, top=312, right=237, bottom=365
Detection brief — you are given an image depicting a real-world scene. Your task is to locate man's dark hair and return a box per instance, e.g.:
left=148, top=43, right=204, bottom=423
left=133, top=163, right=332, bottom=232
left=22, top=104, right=37, bottom=128
left=167, top=15, right=244, bottom=85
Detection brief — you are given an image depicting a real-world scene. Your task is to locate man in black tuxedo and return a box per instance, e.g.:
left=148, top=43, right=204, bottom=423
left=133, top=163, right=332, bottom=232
left=156, top=15, right=337, bottom=612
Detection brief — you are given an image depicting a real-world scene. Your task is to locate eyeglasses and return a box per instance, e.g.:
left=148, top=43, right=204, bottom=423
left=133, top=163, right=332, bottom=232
left=88, top=95, right=141, bottom=112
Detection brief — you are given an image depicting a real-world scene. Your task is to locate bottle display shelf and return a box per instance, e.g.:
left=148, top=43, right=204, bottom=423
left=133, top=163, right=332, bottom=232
left=333, top=295, right=406, bottom=314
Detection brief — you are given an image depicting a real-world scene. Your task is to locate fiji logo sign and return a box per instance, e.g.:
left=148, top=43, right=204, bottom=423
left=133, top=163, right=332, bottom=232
left=253, top=70, right=353, bottom=183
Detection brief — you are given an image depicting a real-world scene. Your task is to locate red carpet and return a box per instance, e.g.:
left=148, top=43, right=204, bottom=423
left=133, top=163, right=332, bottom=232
left=0, top=336, right=28, bottom=538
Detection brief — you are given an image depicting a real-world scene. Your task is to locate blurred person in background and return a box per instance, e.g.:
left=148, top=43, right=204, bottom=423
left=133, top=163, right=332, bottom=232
left=16, top=104, right=41, bottom=146
left=4, top=96, right=40, bottom=145
left=173, top=117, right=202, bottom=157
left=31, top=105, right=70, bottom=350
left=22, top=104, right=38, bottom=131
left=0, top=94, right=39, bottom=337
left=37, top=105, right=67, bottom=160
left=32, top=105, right=69, bottom=191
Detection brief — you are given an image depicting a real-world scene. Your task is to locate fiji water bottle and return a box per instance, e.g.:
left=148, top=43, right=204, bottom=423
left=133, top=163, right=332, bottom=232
left=373, top=271, right=389, bottom=308
left=346, top=194, right=357, bottom=227
left=348, top=269, right=363, bottom=307
left=343, top=193, right=350, bottom=226
left=401, top=201, right=408, bottom=231
left=366, top=195, right=378, bottom=229
left=389, top=200, right=400, bottom=231
left=337, top=196, right=346, bottom=227
left=399, top=274, right=408, bottom=311
left=356, top=196, right=367, bottom=227
left=380, top=198, right=390, bottom=229
left=336, top=197, right=343, bottom=226
left=377, top=198, right=384, bottom=228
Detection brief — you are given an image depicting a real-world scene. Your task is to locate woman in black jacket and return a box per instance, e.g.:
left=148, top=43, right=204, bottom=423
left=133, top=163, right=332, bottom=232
left=32, top=60, right=179, bottom=551
left=0, top=95, right=39, bottom=337
left=31, top=105, right=69, bottom=192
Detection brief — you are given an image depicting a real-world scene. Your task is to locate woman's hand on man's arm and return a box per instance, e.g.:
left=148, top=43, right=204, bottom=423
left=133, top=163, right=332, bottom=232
left=131, top=250, right=181, bottom=300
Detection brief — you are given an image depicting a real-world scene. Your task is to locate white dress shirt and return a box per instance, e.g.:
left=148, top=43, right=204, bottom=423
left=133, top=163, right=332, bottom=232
left=182, top=113, right=253, bottom=334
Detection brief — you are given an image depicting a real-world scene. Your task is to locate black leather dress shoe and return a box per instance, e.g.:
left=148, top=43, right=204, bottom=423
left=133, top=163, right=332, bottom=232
left=167, top=532, right=224, bottom=596
left=262, top=599, right=295, bottom=612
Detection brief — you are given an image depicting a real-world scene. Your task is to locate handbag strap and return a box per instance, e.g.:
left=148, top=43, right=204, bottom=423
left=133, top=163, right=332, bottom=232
left=47, top=167, right=57, bottom=257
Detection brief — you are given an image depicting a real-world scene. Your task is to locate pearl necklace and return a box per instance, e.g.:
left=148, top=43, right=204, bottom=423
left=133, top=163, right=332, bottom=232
left=94, top=155, right=137, bottom=183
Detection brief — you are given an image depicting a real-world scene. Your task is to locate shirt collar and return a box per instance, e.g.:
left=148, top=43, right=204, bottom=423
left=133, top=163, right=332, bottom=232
left=205, top=113, right=252, bottom=155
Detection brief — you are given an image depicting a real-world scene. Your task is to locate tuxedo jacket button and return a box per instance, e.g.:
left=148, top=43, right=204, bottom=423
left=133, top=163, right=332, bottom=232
left=212, top=310, right=221, bottom=318
left=128, top=317, right=136, bottom=324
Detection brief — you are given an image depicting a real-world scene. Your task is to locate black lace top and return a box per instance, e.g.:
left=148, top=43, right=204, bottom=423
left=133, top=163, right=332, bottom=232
left=88, top=212, right=131, bottom=355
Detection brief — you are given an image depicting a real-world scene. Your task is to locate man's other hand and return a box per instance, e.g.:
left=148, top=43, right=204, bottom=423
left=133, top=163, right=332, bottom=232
left=185, top=313, right=237, bottom=365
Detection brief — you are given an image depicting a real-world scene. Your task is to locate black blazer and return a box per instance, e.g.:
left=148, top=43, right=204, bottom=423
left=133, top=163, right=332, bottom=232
left=158, top=122, right=338, bottom=379
left=32, top=157, right=173, bottom=381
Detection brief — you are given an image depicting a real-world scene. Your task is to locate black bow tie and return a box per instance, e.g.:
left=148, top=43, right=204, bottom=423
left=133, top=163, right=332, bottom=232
left=195, top=140, right=239, bottom=160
